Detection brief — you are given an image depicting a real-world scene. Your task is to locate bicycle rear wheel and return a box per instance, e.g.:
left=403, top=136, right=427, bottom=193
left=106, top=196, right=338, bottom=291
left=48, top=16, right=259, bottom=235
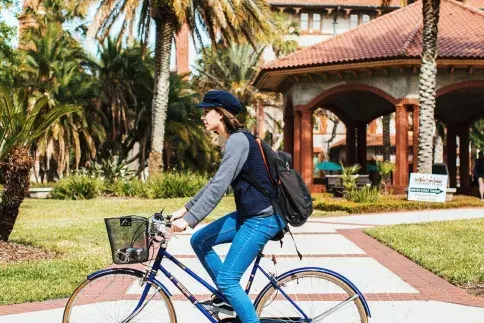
left=63, top=269, right=176, bottom=323
left=255, top=270, right=368, bottom=323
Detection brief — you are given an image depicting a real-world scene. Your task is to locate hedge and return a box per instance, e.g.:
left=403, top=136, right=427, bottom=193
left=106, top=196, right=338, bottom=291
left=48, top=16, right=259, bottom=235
left=314, top=195, right=484, bottom=214
left=49, top=172, right=210, bottom=200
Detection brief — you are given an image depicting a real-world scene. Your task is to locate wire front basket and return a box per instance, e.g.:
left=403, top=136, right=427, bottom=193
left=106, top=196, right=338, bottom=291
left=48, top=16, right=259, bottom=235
left=105, top=216, right=149, bottom=264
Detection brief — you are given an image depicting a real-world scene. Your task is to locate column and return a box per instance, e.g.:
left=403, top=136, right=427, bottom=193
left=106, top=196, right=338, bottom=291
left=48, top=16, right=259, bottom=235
left=293, top=111, right=302, bottom=172
left=395, top=104, right=409, bottom=190
left=357, top=124, right=367, bottom=172
left=412, top=105, right=419, bottom=172
left=301, top=109, right=313, bottom=189
left=284, top=114, right=294, bottom=157
left=175, top=23, right=190, bottom=74
left=458, top=124, right=470, bottom=190
left=345, top=124, right=356, bottom=166
left=446, top=125, right=457, bottom=188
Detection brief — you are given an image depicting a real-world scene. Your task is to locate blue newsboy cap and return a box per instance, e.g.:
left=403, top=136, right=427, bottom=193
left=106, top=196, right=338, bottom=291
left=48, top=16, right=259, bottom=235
left=196, top=90, right=243, bottom=115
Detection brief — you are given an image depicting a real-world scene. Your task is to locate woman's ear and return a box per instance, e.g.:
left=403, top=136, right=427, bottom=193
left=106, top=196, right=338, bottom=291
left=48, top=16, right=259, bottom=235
left=217, top=110, right=224, bottom=121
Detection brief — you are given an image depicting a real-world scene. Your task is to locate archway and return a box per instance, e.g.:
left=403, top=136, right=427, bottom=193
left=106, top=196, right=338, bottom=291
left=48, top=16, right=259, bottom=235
left=292, top=84, right=414, bottom=191
left=437, top=81, right=484, bottom=192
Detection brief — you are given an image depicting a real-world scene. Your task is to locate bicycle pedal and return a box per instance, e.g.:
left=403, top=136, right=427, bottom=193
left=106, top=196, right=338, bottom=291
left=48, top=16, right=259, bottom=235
left=206, top=305, right=234, bottom=316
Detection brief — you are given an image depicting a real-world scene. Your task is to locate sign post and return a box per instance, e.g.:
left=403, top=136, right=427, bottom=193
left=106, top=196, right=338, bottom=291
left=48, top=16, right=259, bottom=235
left=407, top=173, right=448, bottom=203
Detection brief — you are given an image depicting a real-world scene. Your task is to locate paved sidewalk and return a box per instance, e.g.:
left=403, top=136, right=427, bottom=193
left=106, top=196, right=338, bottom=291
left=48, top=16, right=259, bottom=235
left=1, top=207, right=484, bottom=322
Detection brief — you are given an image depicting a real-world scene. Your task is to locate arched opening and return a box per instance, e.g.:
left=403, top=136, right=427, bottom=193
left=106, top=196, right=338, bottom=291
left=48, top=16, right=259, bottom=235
left=312, top=108, right=344, bottom=182
left=437, top=81, right=484, bottom=192
left=294, top=84, right=415, bottom=191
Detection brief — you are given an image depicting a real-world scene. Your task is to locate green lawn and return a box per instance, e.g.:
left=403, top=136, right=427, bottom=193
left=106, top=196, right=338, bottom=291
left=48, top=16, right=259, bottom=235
left=0, top=197, right=333, bottom=305
left=366, top=218, right=484, bottom=293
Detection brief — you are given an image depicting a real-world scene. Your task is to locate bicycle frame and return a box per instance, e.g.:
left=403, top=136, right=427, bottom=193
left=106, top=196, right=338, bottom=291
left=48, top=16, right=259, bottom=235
left=120, top=241, right=370, bottom=323
left=129, top=244, right=298, bottom=323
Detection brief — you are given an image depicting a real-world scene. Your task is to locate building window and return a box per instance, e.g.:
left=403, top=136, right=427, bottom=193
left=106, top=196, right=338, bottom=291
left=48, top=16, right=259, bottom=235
left=362, top=14, right=371, bottom=24
left=350, top=14, right=358, bottom=29
left=300, top=13, right=309, bottom=31
left=313, top=13, right=321, bottom=31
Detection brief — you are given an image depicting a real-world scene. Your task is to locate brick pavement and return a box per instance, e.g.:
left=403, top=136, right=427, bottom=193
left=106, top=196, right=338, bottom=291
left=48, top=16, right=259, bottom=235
left=1, top=209, right=483, bottom=321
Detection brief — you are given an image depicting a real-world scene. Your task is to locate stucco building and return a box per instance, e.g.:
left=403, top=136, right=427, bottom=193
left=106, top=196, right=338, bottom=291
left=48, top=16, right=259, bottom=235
left=254, top=0, right=484, bottom=193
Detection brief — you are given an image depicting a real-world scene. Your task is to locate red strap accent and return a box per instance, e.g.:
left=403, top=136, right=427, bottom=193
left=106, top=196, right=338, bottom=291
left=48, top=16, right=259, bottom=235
left=256, top=138, right=276, bottom=186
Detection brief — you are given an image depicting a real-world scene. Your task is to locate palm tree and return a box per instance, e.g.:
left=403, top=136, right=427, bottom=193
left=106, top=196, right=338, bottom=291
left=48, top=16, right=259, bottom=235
left=382, top=114, right=392, bottom=162
left=417, top=0, right=441, bottom=173
left=263, top=11, right=300, bottom=58
left=192, top=43, right=286, bottom=147
left=88, top=0, right=276, bottom=175
left=18, top=22, right=104, bottom=177
left=94, top=38, right=154, bottom=172
left=95, top=38, right=151, bottom=149
left=0, top=0, right=17, bottom=87
left=382, top=0, right=441, bottom=173
left=0, top=88, right=78, bottom=241
left=164, top=73, right=219, bottom=171
left=192, top=44, right=264, bottom=107
left=470, top=119, right=484, bottom=151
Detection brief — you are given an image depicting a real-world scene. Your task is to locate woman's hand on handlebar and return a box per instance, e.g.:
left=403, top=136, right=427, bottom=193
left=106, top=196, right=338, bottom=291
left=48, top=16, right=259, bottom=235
left=170, top=207, right=188, bottom=221
left=170, top=218, right=189, bottom=233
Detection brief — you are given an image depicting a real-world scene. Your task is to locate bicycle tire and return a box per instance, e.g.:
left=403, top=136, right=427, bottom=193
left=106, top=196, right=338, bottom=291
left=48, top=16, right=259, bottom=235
left=255, top=270, right=368, bottom=323
left=63, top=268, right=177, bottom=323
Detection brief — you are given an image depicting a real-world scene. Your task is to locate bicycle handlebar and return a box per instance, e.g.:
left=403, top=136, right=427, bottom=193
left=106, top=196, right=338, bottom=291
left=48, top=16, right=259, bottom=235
left=149, top=211, right=173, bottom=243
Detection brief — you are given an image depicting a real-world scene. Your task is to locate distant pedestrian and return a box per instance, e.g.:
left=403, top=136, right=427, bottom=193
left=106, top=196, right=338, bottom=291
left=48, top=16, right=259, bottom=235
left=473, top=151, right=484, bottom=200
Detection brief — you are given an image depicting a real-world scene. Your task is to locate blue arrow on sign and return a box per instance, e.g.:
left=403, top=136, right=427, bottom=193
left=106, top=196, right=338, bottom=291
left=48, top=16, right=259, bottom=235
left=409, top=188, right=444, bottom=194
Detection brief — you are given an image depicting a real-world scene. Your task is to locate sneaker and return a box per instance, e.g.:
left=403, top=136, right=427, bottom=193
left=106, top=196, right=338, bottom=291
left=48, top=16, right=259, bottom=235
left=201, top=295, right=234, bottom=315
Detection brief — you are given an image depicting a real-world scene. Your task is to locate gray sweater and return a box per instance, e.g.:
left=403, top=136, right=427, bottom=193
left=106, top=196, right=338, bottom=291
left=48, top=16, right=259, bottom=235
left=183, top=132, right=273, bottom=228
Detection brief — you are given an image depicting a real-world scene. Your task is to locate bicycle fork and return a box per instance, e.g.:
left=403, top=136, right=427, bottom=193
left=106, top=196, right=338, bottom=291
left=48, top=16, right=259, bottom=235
left=121, top=266, right=161, bottom=323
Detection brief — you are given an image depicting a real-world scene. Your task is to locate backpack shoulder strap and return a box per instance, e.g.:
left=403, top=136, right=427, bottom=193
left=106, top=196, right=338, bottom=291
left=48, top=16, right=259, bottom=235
left=239, top=170, right=274, bottom=199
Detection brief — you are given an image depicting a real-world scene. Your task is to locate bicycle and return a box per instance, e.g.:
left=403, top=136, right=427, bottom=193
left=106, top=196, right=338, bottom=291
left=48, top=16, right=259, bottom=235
left=63, top=211, right=371, bottom=322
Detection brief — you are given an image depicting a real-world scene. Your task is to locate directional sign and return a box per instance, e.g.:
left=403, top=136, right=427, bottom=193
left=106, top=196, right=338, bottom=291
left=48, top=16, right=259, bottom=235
left=408, top=173, right=448, bottom=203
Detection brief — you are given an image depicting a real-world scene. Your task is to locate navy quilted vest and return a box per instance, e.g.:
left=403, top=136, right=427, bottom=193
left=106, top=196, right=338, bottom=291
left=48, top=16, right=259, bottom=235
left=231, top=131, right=276, bottom=217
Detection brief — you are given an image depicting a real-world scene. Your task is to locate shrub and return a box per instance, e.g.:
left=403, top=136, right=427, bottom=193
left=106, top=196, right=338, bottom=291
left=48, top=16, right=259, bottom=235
left=108, top=179, right=145, bottom=197
left=52, top=175, right=103, bottom=200
left=144, top=171, right=208, bottom=199
left=341, top=164, right=360, bottom=194
left=90, top=156, right=134, bottom=183
left=51, top=172, right=210, bottom=199
left=340, top=164, right=380, bottom=202
left=378, top=161, right=395, bottom=194
left=345, top=185, right=380, bottom=203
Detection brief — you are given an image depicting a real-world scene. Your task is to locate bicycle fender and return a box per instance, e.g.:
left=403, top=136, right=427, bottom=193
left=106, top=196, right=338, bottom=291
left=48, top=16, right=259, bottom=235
left=87, top=267, right=172, bottom=297
left=254, top=267, right=371, bottom=318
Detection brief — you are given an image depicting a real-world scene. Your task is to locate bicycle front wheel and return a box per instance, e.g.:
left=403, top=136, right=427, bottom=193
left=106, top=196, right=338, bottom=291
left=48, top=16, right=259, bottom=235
left=255, top=270, right=368, bottom=323
left=63, top=269, right=177, bottom=323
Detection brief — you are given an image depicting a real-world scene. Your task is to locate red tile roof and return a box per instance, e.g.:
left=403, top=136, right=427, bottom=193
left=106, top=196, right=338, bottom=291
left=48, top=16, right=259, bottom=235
left=266, top=0, right=484, bottom=6
left=266, top=0, right=401, bottom=7
left=261, top=0, right=484, bottom=71
left=330, top=133, right=414, bottom=148
left=458, top=0, right=484, bottom=8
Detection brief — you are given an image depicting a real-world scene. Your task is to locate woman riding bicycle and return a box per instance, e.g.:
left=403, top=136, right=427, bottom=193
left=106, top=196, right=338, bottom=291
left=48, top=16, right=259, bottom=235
left=169, top=90, right=285, bottom=323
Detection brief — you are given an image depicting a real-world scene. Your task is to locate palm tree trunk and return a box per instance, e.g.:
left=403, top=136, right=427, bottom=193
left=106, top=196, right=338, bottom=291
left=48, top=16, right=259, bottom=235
left=0, top=147, right=34, bottom=241
left=417, top=0, right=441, bottom=174
left=382, top=114, right=391, bottom=162
left=148, top=19, right=174, bottom=176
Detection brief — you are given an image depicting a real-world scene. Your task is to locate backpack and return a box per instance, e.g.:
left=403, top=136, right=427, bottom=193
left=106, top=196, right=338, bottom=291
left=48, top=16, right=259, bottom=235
left=239, top=132, right=313, bottom=259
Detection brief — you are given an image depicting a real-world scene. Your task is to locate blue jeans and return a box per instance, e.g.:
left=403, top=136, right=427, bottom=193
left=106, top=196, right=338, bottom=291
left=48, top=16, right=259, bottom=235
left=190, top=211, right=285, bottom=323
